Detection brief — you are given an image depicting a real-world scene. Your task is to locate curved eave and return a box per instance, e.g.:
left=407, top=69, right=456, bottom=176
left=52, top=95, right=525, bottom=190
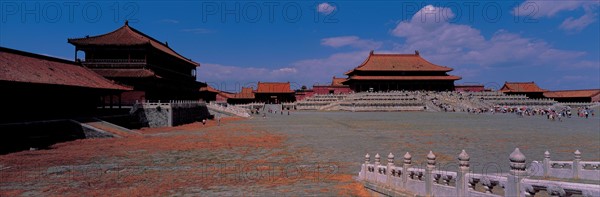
left=353, top=68, right=454, bottom=72
left=346, top=75, right=462, bottom=81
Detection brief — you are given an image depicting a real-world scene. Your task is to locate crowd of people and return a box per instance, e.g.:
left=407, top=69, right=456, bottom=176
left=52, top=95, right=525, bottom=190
left=256, top=107, right=291, bottom=118
left=463, top=105, right=596, bottom=122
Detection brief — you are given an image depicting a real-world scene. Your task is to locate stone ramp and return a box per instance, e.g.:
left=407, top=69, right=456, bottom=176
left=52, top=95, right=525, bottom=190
left=76, top=118, right=141, bottom=137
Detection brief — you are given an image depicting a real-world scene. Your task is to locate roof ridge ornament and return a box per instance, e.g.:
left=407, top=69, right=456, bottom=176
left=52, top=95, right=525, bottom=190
left=415, top=50, right=420, bottom=56
left=125, top=20, right=129, bottom=26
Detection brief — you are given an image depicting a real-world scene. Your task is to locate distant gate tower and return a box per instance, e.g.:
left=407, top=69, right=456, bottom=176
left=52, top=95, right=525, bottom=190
left=342, top=51, right=461, bottom=92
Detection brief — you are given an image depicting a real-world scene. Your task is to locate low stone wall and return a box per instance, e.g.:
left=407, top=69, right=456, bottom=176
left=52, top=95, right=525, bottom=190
left=136, top=101, right=210, bottom=128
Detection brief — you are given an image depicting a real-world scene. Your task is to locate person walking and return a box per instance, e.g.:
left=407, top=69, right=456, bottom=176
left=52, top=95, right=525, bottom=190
left=217, top=114, right=221, bottom=126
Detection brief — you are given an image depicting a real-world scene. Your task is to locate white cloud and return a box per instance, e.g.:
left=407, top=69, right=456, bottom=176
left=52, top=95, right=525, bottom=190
left=560, top=6, right=598, bottom=32
left=317, top=3, right=336, bottom=15
left=513, top=0, right=599, bottom=31
left=197, top=51, right=369, bottom=87
left=513, top=0, right=596, bottom=18
left=272, top=67, right=298, bottom=75
left=392, top=5, right=587, bottom=69
left=196, top=4, right=599, bottom=90
left=290, top=51, right=369, bottom=85
left=321, top=36, right=382, bottom=49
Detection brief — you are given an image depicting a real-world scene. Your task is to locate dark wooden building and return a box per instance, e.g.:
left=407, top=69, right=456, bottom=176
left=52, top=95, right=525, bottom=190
left=500, top=82, right=546, bottom=98
left=68, top=21, right=205, bottom=104
left=254, top=82, right=295, bottom=104
left=342, top=51, right=461, bottom=92
left=0, top=47, right=132, bottom=123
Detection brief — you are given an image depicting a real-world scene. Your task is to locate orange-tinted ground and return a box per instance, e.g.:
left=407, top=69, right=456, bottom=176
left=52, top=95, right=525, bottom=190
left=0, top=117, right=371, bottom=196
left=3, top=111, right=598, bottom=196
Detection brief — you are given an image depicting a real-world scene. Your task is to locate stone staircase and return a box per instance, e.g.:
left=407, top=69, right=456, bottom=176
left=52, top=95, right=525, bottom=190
left=207, top=102, right=250, bottom=118
left=319, top=101, right=342, bottom=111
left=263, top=104, right=282, bottom=112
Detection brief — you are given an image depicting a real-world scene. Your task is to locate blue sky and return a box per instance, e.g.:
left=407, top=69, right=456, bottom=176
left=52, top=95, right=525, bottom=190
left=1, top=1, right=598, bottom=92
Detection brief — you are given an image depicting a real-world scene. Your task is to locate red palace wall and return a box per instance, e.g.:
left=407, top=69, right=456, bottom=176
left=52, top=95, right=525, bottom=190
left=103, top=91, right=145, bottom=106
left=313, top=86, right=352, bottom=95
left=121, top=91, right=146, bottom=104
left=216, top=94, right=229, bottom=103
left=592, top=93, right=600, bottom=102
left=295, top=91, right=315, bottom=101
left=455, top=85, right=485, bottom=92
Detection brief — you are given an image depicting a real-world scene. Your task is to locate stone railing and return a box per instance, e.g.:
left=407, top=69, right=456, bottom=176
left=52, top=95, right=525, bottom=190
left=556, top=102, right=598, bottom=108
left=296, top=94, right=344, bottom=110
left=280, top=102, right=296, bottom=110
left=207, top=102, right=250, bottom=118
left=530, top=150, right=600, bottom=181
left=85, top=59, right=146, bottom=63
left=82, top=59, right=146, bottom=68
left=358, top=148, right=600, bottom=197
left=234, top=102, right=265, bottom=109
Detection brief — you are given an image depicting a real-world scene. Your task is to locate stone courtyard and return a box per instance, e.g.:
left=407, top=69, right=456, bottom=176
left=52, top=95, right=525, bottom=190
left=1, top=111, right=598, bottom=196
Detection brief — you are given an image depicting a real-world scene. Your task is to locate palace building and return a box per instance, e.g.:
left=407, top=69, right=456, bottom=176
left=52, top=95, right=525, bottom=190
left=455, top=84, right=486, bottom=92
left=342, top=51, right=461, bottom=92
left=228, top=87, right=256, bottom=104
left=0, top=47, right=132, bottom=123
left=68, top=21, right=205, bottom=104
left=500, top=81, right=546, bottom=98
left=254, top=82, right=295, bottom=104
left=543, top=89, right=600, bottom=103
left=313, top=76, right=352, bottom=95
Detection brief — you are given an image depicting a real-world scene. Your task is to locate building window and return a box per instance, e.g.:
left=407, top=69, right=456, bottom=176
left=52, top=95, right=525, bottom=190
left=191, top=69, right=196, bottom=77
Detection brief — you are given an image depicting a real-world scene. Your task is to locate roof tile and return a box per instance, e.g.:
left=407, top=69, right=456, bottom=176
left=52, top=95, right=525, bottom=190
left=500, top=82, right=546, bottom=93
left=255, top=82, right=294, bottom=93
left=346, top=52, right=453, bottom=75
left=544, top=89, right=600, bottom=98
left=0, top=47, right=131, bottom=91
left=68, top=22, right=199, bottom=67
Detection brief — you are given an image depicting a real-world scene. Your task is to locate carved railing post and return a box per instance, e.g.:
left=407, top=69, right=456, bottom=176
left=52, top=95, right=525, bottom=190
left=507, top=148, right=527, bottom=197
left=457, top=150, right=470, bottom=196
left=426, top=151, right=436, bottom=197
left=363, top=153, right=370, bottom=180
left=402, top=152, right=412, bottom=188
left=387, top=152, right=395, bottom=187
left=543, top=150, right=550, bottom=177
left=573, top=150, right=581, bottom=179
left=375, top=153, right=382, bottom=180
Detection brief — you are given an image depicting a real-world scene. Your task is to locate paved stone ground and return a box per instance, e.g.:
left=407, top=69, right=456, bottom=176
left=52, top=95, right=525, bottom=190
left=255, top=111, right=600, bottom=175
left=0, top=112, right=598, bottom=196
